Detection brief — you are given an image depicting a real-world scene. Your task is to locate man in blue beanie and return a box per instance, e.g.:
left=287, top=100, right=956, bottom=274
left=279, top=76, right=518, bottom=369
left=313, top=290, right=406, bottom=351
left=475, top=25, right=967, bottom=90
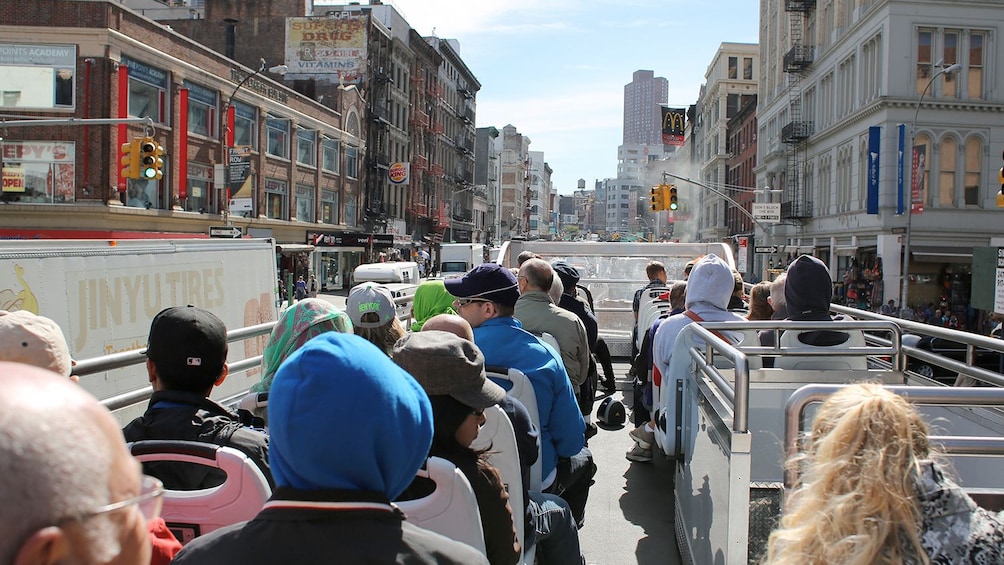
left=172, top=333, right=487, bottom=565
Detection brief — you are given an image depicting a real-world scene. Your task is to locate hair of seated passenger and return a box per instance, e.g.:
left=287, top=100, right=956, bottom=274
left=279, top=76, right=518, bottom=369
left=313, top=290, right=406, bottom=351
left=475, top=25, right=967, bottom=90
left=353, top=312, right=406, bottom=355
left=765, top=383, right=931, bottom=565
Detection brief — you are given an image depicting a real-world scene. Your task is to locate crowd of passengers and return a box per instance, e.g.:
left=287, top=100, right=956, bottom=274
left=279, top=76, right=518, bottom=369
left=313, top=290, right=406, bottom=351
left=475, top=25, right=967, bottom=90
left=2, top=251, right=1003, bottom=564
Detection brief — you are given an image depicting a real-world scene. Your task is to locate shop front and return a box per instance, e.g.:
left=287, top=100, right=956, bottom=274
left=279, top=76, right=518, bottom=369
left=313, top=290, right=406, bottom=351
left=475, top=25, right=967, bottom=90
left=308, top=230, right=394, bottom=290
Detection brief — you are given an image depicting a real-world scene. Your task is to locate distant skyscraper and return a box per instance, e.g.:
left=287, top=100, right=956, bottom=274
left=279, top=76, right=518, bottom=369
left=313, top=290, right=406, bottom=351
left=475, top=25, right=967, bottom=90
left=623, top=70, right=669, bottom=145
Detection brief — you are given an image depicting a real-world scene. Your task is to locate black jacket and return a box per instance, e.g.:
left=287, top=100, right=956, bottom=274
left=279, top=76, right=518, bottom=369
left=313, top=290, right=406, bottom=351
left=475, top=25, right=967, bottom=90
left=122, top=390, right=273, bottom=490
left=172, top=488, right=488, bottom=565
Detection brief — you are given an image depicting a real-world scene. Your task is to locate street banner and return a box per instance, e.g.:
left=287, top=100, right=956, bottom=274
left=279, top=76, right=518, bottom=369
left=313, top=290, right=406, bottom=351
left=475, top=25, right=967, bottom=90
left=867, top=126, right=880, bottom=214
left=897, top=124, right=905, bottom=215
left=661, top=107, right=686, bottom=146
left=911, top=144, right=927, bottom=214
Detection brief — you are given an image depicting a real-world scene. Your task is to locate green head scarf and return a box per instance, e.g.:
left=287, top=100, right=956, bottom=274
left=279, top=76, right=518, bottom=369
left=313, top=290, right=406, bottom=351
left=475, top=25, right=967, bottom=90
left=254, top=298, right=353, bottom=392
left=410, top=280, right=458, bottom=332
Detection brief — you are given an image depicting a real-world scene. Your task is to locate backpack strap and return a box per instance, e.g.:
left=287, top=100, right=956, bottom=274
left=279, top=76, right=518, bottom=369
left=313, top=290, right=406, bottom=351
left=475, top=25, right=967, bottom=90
left=683, top=310, right=731, bottom=344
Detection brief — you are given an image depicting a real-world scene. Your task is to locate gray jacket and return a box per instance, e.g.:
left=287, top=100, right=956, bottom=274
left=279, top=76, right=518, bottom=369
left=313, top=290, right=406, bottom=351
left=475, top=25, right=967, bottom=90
left=515, top=291, right=590, bottom=392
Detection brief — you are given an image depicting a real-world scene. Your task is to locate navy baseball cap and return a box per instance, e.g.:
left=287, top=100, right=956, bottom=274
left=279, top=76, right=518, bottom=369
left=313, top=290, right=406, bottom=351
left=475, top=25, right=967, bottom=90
left=443, top=263, right=520, bottom=307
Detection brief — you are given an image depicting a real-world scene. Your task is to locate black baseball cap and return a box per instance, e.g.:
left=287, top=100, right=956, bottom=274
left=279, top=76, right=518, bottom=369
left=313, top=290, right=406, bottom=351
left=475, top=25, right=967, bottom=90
left=144, top=306, right=228, bottom=380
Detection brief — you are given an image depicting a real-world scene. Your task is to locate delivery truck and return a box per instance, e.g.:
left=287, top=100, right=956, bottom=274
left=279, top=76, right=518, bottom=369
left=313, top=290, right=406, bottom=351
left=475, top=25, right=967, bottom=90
left=440, top=243, right=487, bottom=276
left=0, top=238, right=279, bottom=423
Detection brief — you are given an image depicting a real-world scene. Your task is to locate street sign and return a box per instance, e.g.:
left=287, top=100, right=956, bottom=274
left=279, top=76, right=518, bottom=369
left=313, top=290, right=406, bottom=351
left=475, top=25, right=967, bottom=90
left=755, top=245, right=779, bottom=254
left=751, top=202, right=781, bottom=223
left=209, top=226, right=243, bottom=239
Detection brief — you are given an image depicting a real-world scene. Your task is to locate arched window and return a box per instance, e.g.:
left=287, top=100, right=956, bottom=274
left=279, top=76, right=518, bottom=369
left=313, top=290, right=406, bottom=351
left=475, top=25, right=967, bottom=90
left=938, top=136, right=957, bottom=207
left=964, top=136, right=982, bottom=206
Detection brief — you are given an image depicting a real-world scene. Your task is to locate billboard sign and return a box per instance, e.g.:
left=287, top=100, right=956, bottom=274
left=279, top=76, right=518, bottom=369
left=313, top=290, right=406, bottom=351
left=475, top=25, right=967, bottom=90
left=285, top=14, right=368, bottom=84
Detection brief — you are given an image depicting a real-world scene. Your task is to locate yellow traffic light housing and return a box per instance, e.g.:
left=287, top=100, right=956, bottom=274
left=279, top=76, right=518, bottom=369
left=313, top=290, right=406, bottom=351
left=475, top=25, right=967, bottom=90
left=649, top=185, right=665, bottom=211
left=140, top=137, right=165, bottom=180
left=668, top=184, right=679, bottom=211
left=119, top=137, right=140, bottom=180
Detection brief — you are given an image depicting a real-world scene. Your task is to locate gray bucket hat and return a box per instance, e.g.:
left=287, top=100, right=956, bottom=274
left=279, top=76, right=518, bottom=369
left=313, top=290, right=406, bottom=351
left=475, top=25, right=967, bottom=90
left=392, top=331, right=505, bottom=409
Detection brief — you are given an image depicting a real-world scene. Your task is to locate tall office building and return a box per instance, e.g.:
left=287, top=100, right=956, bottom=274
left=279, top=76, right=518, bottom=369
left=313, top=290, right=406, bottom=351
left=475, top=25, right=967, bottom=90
left=623, top=70, right=669, bottom=145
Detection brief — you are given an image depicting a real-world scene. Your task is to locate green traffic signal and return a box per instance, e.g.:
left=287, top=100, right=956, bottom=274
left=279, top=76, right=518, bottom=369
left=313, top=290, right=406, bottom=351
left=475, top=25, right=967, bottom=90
left=668, top=185, right=679, bottom=211
left=139, top=137, right=164, bottom=180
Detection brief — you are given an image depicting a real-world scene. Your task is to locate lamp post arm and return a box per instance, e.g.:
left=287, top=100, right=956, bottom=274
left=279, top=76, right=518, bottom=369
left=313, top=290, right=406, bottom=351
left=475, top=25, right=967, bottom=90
left=661, top=171, right=769, bottom=233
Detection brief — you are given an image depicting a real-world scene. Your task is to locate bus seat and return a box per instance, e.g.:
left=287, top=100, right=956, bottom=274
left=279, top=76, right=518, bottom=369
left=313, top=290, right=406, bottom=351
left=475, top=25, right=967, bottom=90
left=471, top=405, right=526, bottom=563
left=396, top=456, right=487, bottom=555
left=486, top=367, right=542, bottom=491
left=539, top=332, right=561, bottom=356
left=777, top=329, right=867, bottom=370
left=129, top=440, right=271, bottom=545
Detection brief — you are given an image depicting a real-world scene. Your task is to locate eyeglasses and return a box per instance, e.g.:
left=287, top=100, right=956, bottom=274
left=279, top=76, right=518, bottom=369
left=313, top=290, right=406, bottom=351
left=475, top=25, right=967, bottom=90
left=454, top=297, right=491, bottom=308
left=470, top=407, right=485, bottom=418
left=63, top=475, right=164, bottom=525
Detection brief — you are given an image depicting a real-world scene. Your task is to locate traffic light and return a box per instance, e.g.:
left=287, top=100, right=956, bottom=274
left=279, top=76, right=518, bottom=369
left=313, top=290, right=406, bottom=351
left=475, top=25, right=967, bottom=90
left=119, top=137, right=140, bottom=180
left=649, top=185, right=665, bottom=211
left=668, top=184, right=679, bottom=211
left=139, top=137, right=165, bottom=180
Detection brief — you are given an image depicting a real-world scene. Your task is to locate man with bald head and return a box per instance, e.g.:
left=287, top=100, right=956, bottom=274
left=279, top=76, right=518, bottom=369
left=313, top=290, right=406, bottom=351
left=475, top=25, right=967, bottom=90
left=421, top=313, right=475, bottom=341
left=0, top=361, right=156, bottom=565
left=514, top=259, right=590, bottom=400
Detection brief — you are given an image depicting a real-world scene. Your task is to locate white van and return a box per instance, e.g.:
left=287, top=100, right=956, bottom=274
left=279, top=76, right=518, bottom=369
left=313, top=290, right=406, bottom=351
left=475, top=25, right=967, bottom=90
left=353, top=261, right=420, bottom=285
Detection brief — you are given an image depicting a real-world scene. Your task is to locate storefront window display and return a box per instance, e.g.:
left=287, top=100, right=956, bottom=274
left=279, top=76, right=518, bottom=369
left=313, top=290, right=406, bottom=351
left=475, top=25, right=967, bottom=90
left=1, top=141, right=75, bottom=203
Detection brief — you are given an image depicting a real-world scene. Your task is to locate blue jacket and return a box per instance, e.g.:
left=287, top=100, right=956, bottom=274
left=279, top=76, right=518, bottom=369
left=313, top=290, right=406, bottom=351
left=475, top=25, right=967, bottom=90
left=474, top=317, right=584, bottom=478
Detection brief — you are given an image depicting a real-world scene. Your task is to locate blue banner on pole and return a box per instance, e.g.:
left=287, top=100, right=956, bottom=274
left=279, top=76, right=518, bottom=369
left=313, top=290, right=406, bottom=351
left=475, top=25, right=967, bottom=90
left=897, top=124, right=905, bottom=215
left=867, top=126, right=880, bottom=214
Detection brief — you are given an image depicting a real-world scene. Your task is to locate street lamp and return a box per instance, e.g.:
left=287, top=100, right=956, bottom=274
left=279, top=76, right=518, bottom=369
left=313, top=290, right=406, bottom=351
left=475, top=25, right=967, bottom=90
left=221, top=58, right=287, bottom=223
left=900, top=62, right=961, bottom=311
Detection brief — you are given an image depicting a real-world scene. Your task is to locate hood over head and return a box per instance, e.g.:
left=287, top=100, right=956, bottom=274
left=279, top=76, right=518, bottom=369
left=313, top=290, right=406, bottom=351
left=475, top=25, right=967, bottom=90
left=268, top=332, right=433, bottom=499
left=684, top=254, right=735, bottom=310
left=784, top=255, right=833, bottom=316
left=410, top=280, right=458, bottom=331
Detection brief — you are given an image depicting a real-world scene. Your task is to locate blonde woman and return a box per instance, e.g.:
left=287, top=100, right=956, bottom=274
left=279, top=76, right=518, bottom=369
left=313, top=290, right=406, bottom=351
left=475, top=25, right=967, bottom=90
left=765, top=383, right=1004, bottom=564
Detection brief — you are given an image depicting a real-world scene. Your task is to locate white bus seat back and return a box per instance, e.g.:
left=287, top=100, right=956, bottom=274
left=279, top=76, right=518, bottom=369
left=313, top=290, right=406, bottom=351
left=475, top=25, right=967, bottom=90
left=777, top=329, right=867, bottom=370
left=539, top=332, right=561, bottom=358
left=129, top=440, right=271, bottom=545
left=486, top=367, right=542, bottom=492
left=470, top=405, right=526, bottom=563
left=637, top=304, right=673, bottom=349
left=396, top=456, right=487, bottom=555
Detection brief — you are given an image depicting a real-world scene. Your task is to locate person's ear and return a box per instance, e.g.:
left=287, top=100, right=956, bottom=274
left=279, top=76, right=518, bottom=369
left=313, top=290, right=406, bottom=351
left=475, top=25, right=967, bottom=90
left=146, top=358, right=158, bottom=384
left=214, top=363, right=229, bottom=387
left=14, top=526, right=69, bottom=565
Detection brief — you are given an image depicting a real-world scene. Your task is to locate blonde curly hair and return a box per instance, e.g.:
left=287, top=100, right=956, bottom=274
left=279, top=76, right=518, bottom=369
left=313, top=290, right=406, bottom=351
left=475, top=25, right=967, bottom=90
left=765, top=383, right=932, bottom=565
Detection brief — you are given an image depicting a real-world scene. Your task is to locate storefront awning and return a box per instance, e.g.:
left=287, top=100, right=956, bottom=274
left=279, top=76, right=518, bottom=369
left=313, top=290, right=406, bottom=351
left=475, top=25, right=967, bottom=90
left=276, top=243, right=315, bottom=254
left=911, top=245, right=973, bottom=263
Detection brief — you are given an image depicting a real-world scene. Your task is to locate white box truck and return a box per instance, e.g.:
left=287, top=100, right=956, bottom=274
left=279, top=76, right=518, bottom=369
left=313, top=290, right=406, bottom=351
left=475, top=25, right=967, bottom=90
left=440, top=243, right=487, bottom=276
left=0, top=238, right=278, bottom=423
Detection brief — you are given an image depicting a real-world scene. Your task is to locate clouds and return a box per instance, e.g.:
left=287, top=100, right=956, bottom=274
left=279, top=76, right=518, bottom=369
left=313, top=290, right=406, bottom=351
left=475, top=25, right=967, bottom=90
left=358, top=0, right=759, bottom=191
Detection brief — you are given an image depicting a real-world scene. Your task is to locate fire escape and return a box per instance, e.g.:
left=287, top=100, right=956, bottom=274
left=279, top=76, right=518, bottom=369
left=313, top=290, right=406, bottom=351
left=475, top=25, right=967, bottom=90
left=780, top=0, right=815, bottom=220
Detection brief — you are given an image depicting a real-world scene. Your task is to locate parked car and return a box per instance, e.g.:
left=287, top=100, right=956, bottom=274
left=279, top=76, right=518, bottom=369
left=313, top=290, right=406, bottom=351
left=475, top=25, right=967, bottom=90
left=902, top=328, right=1003, bottom=383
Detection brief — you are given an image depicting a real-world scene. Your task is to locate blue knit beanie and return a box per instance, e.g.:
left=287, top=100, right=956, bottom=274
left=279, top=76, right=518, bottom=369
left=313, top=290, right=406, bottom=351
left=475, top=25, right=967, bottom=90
left=268, top=332, right=433, bottom=499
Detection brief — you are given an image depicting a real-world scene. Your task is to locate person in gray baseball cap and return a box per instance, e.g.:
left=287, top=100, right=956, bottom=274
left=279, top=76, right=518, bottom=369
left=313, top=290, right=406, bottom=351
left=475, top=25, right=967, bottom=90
left=394, top=331, right=520, bottom=565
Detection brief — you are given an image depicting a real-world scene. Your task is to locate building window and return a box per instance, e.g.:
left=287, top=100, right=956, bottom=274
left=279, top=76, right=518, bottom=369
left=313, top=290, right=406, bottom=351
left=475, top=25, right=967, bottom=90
left=968, top=32, right=984, bottom=98
left=296, top=128, right=317, bottom=168
left=232, top=102, right=257, bottom=149
left=0, top=43, right=77, bottom=109
left=938, top=136, right=956, bottom=207
left=265, top=178, right=288, bottom=219
left=914, top=133, right=931, bottom=208
left=295, top=183, right=314, bottom=222
left=743, top=57, right=753, bottom=80
left=728, top=56, right=737, bottom=79
left=345, top=194, right=357, bottom=227
left=124, top=56, right=168, bottom=123
left=964, top=137, right=981, bottom=206
left=322, top=137, right=340, bottom=173
left=182, top=80, right=216, bottom=138
left=266, top=116, right=290, bottom=159
left=346, top=145, right=359, bottom=179
left=943, top=30, right=959, bottom=98
left=321, top=189, right=338, bottom=224
left=0, top=140, right=75, bottom=203
left=185, top=161, right=213, bottom=213
left=917, top=29, right=933, bottom=96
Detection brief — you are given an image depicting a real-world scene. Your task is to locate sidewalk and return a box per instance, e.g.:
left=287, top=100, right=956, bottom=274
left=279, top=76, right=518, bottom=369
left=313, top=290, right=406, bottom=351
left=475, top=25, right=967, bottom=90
left=279, top=288, right=349, bottom=312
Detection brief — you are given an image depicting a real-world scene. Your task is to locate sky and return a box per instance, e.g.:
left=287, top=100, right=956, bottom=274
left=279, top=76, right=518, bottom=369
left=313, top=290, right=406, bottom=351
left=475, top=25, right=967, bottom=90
left=379, top=0, right=760, bottom=194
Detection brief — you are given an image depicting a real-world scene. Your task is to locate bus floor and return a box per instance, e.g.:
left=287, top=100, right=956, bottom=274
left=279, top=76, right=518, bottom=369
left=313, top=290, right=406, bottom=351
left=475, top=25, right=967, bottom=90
left=580, top=359, right=682, bottom=565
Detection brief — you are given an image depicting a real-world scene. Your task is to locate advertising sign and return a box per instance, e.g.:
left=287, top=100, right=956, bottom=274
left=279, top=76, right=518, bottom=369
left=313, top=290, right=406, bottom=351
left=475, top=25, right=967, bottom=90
left=388, top=162, right=410, bottom=185
left=911, top=144, right=927, bottom=214
left=285, top=15, right=368, bottom=84
left=995, top=248, right=1004, bottom=314
left=2, top=166, right=25, bottom=192
left=661, top=107, right=686, bottom=147
left=228, top=146, right=253, bottom=213
left=867, top=126, right=880, bottom=214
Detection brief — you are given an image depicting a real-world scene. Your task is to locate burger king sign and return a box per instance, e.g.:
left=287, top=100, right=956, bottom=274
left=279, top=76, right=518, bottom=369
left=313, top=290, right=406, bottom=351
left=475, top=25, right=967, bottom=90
left=388, top=162, right=410, bottom=185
